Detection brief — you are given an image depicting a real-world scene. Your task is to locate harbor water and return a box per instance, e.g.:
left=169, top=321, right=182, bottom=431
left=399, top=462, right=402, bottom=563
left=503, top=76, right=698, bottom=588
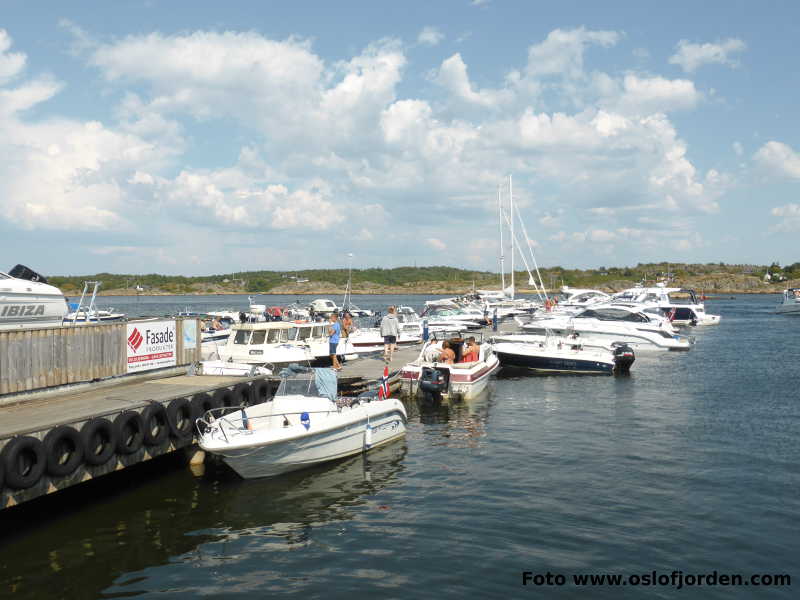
left=1, top=294, right=797, bottom=598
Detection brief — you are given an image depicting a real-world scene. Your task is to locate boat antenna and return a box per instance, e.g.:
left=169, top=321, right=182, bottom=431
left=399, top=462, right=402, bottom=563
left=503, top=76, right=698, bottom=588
left=509, top=174, right=515, bottom=299
left=498, top=182, right=506, bottom=292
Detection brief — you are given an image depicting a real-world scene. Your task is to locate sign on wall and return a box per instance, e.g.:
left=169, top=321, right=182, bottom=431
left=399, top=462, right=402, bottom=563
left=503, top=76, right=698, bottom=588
left=126, top=320, right=177, bottom=373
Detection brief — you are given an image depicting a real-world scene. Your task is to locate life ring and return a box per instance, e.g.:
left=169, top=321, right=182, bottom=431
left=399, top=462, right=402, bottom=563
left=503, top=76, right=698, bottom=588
left=190, top=393, right=220, bottom=433
left=141, top=404, right=170, bottom=447
left=80, top=418, right=116, bottom=466
left=43, top=425, right=84, bottom=477
left=252, top=379, right=271, bottom=405
left=1, top=436, right=46, bottom=489
left=113, top=411, right=145, bottom=455
left=233, top=383, right=252, bottom=407
left=166, top=397, right=194, bottom=440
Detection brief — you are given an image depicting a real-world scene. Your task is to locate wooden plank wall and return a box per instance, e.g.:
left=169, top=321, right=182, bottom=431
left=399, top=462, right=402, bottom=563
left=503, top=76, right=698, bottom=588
left=0, top=319, right=200, bottom=396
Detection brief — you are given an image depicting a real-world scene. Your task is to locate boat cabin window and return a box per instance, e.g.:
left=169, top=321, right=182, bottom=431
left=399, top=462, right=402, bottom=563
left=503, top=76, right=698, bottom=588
left=250, top=330, right=267, bottom=345
left=313, top=325, right=326, bottom=338
left=579, top=308, right=648, bottom=322
left=233, top=330, right=250, bottom=344
left=267, top=329, right=287, bottom=343
left=293, top=326, right=313, bottom=341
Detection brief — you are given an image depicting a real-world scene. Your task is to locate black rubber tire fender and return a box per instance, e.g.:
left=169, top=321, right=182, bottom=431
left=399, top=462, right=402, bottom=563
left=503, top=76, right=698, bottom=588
left=141, top=403, right=170, bottom=446
left=43, top=425, right=84, bottom=477
left=166, top=397, right=193, bottom=439
left=233, top=382, right=252, bottom=407
left=213, top=387, right=237, bottom=415
left=80, top=418, right=116, bottom=466
left=190, top=393, right=220, bottom=434
left=252, top=379, right=271, bottom=405
left=1, top=436, right=47, bottom=490
left=113, top=411, right=145, bottom=455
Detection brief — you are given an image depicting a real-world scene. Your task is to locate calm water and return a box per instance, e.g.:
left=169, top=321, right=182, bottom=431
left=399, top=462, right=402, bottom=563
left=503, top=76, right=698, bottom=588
left=1, top=294, right=798, bottom=599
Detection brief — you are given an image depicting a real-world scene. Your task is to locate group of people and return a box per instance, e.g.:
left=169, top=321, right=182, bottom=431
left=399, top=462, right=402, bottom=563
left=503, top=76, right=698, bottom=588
left=326, top=311, right=355, bottom=370
left=436, top=337, right=479, bottom=365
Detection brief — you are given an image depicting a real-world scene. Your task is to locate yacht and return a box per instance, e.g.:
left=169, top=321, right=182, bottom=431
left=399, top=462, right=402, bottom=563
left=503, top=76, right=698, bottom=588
left=612, top=284, right=720, bottom=326
left=197, top=367, right=407, bottom=478
left=776, top=289, right=800, bottom=314
left=518, top=305, right=693, bottom=351
left=218, top=322, right=313, bottom=366
left=308, top=298, right=339, bottom=316
left=0, top=265, right=68, bottom=330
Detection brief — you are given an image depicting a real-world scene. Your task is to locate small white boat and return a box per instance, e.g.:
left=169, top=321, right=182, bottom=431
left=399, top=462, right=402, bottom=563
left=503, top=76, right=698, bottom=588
left=197, top=367, right=407, bottom=478
left=218, top=322, right=313, bottom=366
left=776, top=289, right=800, bottom=314
left=399, top=336, right=500, bottom=400
left=198, top=360, right=272, bottom=377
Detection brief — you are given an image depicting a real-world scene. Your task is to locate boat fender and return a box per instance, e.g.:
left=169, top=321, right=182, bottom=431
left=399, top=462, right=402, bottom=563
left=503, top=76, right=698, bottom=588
left=80, top=418, right=116, bottom=466
left=1, top=436, right=46, bottom=489
left=43, top=425, right=84, bottom=477
left=141, top=403, right=170, bottom=446
left=233, top=383, right=252, bottom=407
left=241, top=408, right=252, bottom=431
left=113, top=411, right=145, bottom=455
left=300, top=412, right=311, bottom=430
left=364, top=422, right=372, bottom=449
left=166, top=397, right=194, bottom=440
left=252, top=380, right=271, bottom=405
left=213, top=388, right=236, bottom=416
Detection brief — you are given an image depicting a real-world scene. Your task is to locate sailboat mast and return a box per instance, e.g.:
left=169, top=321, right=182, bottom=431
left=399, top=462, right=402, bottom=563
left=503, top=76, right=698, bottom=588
left=509, top=174, right=515, bottom=299
left=498, top=183, right=505, bottom=291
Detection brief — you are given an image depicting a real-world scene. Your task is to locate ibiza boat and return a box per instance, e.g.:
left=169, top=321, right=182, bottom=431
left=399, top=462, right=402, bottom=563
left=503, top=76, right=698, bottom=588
left=399, top=334, right=500, bottom=400
left=775, top=289, right=800, bottom=314
left=197, top=367, right=407, bottom=478
left=492, top=333, right=634, bottom=375
left=0, top=265, right=68, bottom=330
left=518, top=305, right=693, bottom=351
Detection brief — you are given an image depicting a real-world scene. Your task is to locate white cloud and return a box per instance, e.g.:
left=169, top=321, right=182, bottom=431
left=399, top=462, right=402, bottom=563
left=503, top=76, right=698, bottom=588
left=733, top=141, right=743, bottom=156
left=434, top=53, right=513, bottom=107
left=0, top=30, right=26, bottom=85
left=754, top=141, right=800, bottom=179
left=668, top=38, right=746, bottom=73
left=523, top=27, right=620, bottom=79
left=418, top=26, right=444, bottom=47
left=612, top=74, right=701, bottom=114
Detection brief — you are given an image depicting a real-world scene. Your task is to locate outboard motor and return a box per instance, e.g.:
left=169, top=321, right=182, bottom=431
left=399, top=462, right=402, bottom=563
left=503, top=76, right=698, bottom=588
left=612, top=343, right=635, bottom=375
left=418, top=366, right=449, bottom=401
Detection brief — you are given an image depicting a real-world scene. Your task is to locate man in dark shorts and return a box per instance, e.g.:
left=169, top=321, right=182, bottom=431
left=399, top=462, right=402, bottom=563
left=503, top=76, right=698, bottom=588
left=380, top=305, right=400, bottom=363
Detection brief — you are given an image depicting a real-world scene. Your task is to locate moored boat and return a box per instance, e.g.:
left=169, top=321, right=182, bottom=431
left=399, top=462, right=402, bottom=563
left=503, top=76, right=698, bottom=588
left=0, top=265, right=68, bottom=330
left=493, top=334, right=634, bottom=375
left=776, top=289, right=800, bottom=314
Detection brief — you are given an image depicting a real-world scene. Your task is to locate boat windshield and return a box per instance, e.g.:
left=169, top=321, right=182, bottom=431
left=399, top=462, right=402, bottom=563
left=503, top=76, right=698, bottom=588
left=275, top=368, right=337, bottom=400
left=0, top=272, right=10, bottom=279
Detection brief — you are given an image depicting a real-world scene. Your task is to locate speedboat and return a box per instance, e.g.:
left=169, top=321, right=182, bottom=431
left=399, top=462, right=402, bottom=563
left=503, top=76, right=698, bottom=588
left=0, top=265, right=68, bottom=330
left=493, top=333, right=634, bottom=375
left=399, top=335, right=500, bottom=400
left=197, top=367, right=407, bottom=478
left=519, top=305, right=693, bottom=351
left=776, top=289, right=800, bottom=314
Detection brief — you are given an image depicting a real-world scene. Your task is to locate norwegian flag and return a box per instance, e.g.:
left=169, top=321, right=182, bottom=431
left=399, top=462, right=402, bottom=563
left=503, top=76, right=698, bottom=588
left=378, top=365, right=390, bottom=399
left=128, top=328, right=144, bottom=352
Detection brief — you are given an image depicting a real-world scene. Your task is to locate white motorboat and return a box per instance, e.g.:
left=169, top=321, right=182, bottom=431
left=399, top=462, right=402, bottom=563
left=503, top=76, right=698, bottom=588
left=399, top=335, right=500, bottom=400
left=612, top=284, right=720, bottom=326
left=308, top=298, right=340, bottom=316
left=776, top=289, right=800, bottom=314
left=64, top=280, right=126, bottom=324
left=218, top=322, right=313, bottom=366
left=519, top=305, right=693, bottom=351
left=492, top=333, right=634, bottom=375
left=0, top=265, right=68, bottom=330
left=197, top=367, right=407, bottom=478
left=198, top=360, right=272, bottom=376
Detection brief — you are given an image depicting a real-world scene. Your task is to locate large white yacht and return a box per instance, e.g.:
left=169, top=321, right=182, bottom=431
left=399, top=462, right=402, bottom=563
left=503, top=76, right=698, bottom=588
left=612, top=284, right=720, bottom=326
left=0, top=265, right=68, bottom=330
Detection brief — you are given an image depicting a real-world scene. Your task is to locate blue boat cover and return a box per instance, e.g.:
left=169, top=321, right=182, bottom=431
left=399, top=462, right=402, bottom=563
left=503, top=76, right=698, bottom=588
left=315, top=368, right=338, bottom=401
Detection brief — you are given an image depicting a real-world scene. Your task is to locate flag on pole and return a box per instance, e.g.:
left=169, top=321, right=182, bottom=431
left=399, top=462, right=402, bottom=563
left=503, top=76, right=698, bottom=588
left=379, top=365, right=390, bottom=399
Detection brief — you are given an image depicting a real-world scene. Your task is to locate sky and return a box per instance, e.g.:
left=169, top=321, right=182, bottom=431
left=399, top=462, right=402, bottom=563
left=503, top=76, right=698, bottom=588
left=1, top=0, right=799, bottom=276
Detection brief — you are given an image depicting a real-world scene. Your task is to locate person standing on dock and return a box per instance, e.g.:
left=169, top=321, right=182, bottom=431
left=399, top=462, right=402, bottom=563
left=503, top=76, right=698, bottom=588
left=380, top=306, right=400, bottom=364
left=328, top=313, right=342, bottom=370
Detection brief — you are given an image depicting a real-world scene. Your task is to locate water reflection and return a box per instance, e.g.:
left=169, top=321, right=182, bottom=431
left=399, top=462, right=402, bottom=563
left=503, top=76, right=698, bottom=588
left=404, top=389, right=492, bottom=449
left=0, top=442, right=407, bottom=600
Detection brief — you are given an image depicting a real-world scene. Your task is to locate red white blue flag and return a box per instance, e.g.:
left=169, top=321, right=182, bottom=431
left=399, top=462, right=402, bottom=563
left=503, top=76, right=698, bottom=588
left=379, top=365, right=390, bottom=399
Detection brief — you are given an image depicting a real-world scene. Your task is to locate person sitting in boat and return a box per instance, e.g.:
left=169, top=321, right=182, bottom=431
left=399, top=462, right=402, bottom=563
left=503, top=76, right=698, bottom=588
left=211, top=317, right=224, bottom=331
left=461, top=337, right=479, bottom=363
left=438, top=340, right=456, bottom=364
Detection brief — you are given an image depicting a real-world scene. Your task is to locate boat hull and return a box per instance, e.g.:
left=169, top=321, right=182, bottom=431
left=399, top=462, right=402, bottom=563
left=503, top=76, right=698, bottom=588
left=496, top=350, right=613, bottom=374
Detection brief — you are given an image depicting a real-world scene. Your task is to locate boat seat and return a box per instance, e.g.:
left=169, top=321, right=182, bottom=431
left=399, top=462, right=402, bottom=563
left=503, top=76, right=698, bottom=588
left=451, top=361, right=478, bottom=369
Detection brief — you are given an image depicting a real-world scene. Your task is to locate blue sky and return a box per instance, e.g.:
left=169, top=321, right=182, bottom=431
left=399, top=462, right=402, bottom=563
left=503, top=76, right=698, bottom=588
left=1, top=0, right=799, bottom=276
